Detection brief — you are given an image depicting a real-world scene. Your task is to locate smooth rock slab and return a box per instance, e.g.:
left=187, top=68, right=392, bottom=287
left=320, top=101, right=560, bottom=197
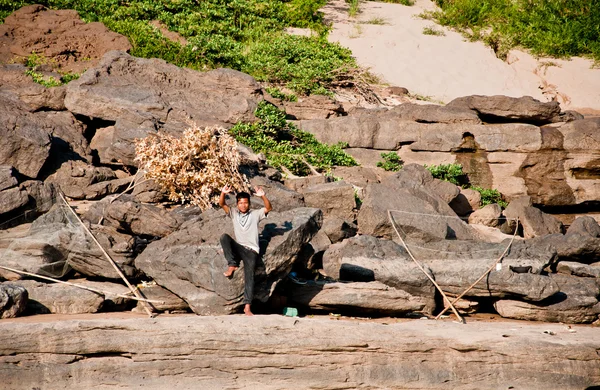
left=0, top=315, right=598, bottom=389
left=288, top=281, right=432, bottom=315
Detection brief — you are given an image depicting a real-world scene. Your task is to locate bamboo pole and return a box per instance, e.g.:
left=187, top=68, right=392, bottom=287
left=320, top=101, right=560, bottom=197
left=58, top=192, right=156, bottom=317
left=388, top=210, right=465, bottom=324
left=0, top=265, right=164, bottom=304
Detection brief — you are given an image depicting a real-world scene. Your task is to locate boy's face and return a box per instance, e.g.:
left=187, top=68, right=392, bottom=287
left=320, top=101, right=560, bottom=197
left=237, top=198, right=250, bottom=213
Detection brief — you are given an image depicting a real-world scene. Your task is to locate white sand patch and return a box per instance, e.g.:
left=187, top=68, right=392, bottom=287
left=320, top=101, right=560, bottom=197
left=323, top=0, right=600, bottom=112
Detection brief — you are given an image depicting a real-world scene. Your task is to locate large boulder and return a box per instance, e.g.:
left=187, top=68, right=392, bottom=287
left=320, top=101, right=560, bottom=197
left=248, top=175, right=305, bottom=212
left=288, top=281, right=433, bottom=315
left=82, top=195, right=179, bottom=237
left=566, top=216, right=600, bottom=237
left=503, top=196, right=563, bottom=238
left=358, top=165, right=477, bottom=241
left=0, top=64, right=66, bottom=111
left=0, top=204, right=80, bottom=280
left=135, top=283, right=190, bottom=313
left=556, top=261, right=600, bottom=279
left=6, top=280, right=104, bottom=314
left=67, top=224, right=144, bottom=280
left=531, top=233, right=600, bottom=265
left=446, top=95, right=561, bottom=124
left=322, top=235, right=435, bottom=313
left=301, top=181, right=356, bottom=219
left=135, top=207, right=322, bottom=315
left=494, top=274, right=600, bottom=324
left=0, top=187, right=29, bottom=215
left=386, top=102, right=481, bottom=124
left=47, top=161, right=117, bottom=200
left=468, top=203, right=503, bottom=227
left=0, top=284, right=28, bottom=318
left=0, top=95, right=52, bottom=178
left=412, top=239, right=559, bottom=301
left=65, top=51, right=262, bottom=165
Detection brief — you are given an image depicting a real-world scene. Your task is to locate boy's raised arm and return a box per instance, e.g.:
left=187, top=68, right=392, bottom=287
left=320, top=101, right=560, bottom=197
left=219, top=185, right=231, bottom=215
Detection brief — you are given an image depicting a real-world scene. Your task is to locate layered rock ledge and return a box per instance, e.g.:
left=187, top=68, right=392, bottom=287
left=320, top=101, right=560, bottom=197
left=0, top=314, right=598, bottom=389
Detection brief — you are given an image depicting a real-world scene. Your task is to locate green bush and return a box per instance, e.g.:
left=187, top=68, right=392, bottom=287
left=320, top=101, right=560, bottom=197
left=471, top=186, right=507, bottom=208
left=230, top=101, right=357, bottom=176
left=424, top=163, right=466, bottom=186
left=1, top=0, right=355, bottom=94
left=377, top=152, right=403, bottom=171
left=431, top=0, right=600, bottom=61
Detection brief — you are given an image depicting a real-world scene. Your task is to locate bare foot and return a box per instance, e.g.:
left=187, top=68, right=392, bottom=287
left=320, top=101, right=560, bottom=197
left=223, top=266, right=238, bottom=278
left=244, top=304, right=253, bottom=316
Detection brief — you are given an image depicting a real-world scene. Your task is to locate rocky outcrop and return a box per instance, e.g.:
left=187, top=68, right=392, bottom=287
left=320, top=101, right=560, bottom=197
left=0, top=316, right=598, bottom=390
left=297, top=107, right=599, bottom=207
left=65, top=51, right=263, bottom=165
left=446, top=95, right=561, bottom=124
left=494, top=274, right=600, bottom=323
left=6, top=279, right=104, bottom=314
left=0, top=5, right=132, bottom=73
left=357, top=165, right=477, bottom=241
left=288, top=280, right=434, bottom=315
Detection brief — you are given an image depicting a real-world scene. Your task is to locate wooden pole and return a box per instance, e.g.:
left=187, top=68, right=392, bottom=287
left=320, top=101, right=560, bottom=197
left=0, top=265, right=164, bottom=304
left=58, top=192, right=156, bottom=317
left=388, top=210, right=465, bottom=324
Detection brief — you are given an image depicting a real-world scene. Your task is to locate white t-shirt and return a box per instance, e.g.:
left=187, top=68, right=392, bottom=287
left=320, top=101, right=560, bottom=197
left=228, top=207, right=267, bottom=253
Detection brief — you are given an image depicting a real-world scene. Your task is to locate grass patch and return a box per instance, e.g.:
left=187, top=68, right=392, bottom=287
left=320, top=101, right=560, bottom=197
left=230, top=101, right=357, bottom=176
left=0, top=0, right=356, bottom=95
left=430, top=0, right=600, bottom=61
left=362, top=17, right=387, bottom=25
left=347, top=0, right=360, bottom=17
left=422, top=26, right=445, bottom=36
left=377, top=0, right=414, bottom=5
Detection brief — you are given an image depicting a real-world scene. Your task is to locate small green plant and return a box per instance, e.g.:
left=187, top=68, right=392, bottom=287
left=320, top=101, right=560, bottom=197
left=230, top=101, right=357, bottom=176
left=23, top=53, right=80, bottom=87
left=265, top=87, right=298, bottom=102
left=424, top=163, right=465, bottom=186
left=379, top=0, right=414, bottom=5
left=362, top=17, right=387, bottom=25
left=422, top=26, right=445, bottom=36
left=354, top=188, right=363, bottom=209
left=472, top=186, right=508, bottom=208
left=377, top=152, right=403, bottom=172
left=25, top=69, right=62, bottom=88
left=347, top=0, right=360, bottom=17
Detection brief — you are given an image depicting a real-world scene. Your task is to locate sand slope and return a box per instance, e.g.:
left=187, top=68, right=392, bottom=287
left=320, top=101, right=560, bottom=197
left=323, top=0, right=600, bottom=113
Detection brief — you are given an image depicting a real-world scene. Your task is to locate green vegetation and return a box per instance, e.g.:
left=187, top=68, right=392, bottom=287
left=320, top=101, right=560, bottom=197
left=24, top=53, right=80, bottom=87
left=422, top=26, right=445, bottom=36
left=425, top=163, right=465, bottom=186
left=265, top=87, right=298, bottom=102
left=426, top=163, right=508, bottom=208
left=1, top=0, right=356, bottom=95
left=430, top=0, right=600, bottom=61
left=380, top=0, right=413, bottom=5
left=377, top=152, right=403, bottom=172
left=471, top=186, right=508, bottom=208
left=362, top=17, right=387, bottom=25
left=230, top=101, right=357, bottom=176
left=347, top=0, right=360, bottom=17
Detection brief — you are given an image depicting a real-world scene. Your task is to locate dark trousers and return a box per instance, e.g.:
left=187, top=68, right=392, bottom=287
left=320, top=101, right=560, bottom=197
left=220, top=234, right=258, bottom=305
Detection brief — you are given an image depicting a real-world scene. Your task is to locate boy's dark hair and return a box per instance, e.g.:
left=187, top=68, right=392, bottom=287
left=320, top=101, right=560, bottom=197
left=236, top=192, right=251, bottom=202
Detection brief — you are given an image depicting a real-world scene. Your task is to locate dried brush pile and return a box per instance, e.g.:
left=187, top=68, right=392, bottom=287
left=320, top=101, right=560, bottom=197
left=135, top=124, right=249, bottom=209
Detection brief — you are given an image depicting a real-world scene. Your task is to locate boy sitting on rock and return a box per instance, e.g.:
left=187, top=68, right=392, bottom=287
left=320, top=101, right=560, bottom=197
left=219, top=185, right=272, bottom=316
